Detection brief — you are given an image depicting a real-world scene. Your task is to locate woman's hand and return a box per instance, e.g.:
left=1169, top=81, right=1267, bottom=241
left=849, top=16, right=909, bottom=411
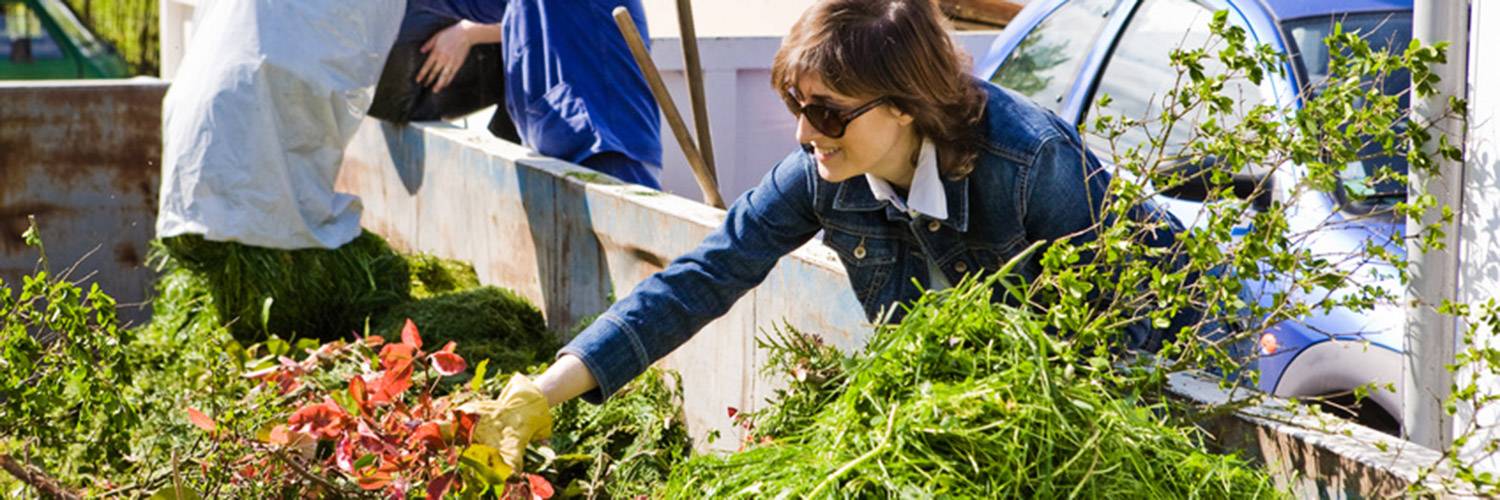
left=416, top=21, right=501, bottom=93
left=459, top=374, right=552, bottom=472
left=455, top=356, right=597, bottom=472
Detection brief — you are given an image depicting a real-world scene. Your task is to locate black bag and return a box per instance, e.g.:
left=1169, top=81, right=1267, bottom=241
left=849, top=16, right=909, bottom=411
left=368, top=5, right=520, bottom=142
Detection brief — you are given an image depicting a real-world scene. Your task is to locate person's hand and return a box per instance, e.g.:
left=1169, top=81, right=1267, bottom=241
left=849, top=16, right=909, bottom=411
left=458, top=373, right=553, bottom=473
left=417, top=21, right=486, bottom=93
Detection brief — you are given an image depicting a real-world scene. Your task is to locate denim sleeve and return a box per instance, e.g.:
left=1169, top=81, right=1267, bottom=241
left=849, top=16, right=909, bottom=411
left=559, top=152, right=822, bottom=403
left=408, top=0, right=505, bottom=23
left=1022, top=133, right=1109, bottom=246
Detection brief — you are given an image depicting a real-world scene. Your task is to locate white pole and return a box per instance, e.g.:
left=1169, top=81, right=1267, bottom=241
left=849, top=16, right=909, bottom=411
left=158, top=0, right=199, bottom=80
left=1457, top=0, right=1500, bottom=473
left=1404, top=0, right=1469, bottom=450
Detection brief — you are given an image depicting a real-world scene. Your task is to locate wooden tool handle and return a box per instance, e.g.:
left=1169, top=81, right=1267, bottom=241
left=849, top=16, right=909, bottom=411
left=676, top=0, right=718, bottom=183
left=613, top=6, right=726, bottom=209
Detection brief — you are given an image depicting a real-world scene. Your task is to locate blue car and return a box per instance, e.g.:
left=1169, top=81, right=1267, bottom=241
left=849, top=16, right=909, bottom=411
left=977, top=0, right=1412, bottom=431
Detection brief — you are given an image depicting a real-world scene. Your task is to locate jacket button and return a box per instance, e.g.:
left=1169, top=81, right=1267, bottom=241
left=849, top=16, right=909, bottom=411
left=927, top=220, right=941, bottom=232
left=954, top=261, right=969, bottom=273
left=854, top=245, right=867, bottom=260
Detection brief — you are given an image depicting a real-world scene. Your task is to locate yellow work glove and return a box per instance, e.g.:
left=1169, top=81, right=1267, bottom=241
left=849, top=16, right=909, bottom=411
left=458, top=373, right=553, bottom=473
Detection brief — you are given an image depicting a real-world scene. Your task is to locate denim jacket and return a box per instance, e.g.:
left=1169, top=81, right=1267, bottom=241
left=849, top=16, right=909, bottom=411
left=561, top=80, right=1186, bottom=402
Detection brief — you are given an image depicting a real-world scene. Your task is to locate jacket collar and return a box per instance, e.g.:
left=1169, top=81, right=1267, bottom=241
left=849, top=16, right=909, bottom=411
left=865, top=139, right=948, bottom=220
left=832, top=166, right=970, bottom=232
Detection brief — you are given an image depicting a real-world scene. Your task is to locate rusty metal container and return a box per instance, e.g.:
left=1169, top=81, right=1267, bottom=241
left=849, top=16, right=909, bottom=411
left=0, top=79, right=166, bottom=325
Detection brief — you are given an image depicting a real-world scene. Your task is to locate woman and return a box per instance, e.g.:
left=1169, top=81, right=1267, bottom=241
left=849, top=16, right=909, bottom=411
left=464, top=0, right=1189, bottom=470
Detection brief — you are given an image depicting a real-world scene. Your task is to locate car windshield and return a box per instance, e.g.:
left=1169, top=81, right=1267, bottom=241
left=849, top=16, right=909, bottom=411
left=989, top=0, right=1119, bottom=114
left=1283, top=11, right=1412, bottom=205
left=33, top=0, right=103, bottom=54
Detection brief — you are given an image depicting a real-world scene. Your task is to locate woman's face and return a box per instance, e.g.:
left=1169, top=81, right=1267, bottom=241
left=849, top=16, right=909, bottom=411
left=792, top=74, right=918, bottom=185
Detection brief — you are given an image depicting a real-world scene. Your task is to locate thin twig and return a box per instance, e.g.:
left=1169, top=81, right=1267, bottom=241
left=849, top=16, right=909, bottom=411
left=0, top=452, right=81, bottom=500
left=270, top=449, right=352, bottom=498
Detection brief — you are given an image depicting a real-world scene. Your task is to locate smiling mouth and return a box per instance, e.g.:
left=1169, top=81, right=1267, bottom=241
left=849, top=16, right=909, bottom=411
left=810, top=145, right=841, bottom=162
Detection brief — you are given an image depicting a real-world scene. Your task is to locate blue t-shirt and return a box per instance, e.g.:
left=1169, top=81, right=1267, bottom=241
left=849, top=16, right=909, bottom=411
left=413, top=0, right=663, bottom=168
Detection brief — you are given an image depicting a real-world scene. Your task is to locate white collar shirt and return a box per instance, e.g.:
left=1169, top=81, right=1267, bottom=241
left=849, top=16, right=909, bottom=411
left=864, top=138, right=947, bottom=221
left=862, top=139, right=952, bottom=290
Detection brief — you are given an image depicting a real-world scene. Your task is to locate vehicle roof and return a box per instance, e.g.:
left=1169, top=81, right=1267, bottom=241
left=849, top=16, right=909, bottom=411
left=1252, top=0, right=1411, bottom=23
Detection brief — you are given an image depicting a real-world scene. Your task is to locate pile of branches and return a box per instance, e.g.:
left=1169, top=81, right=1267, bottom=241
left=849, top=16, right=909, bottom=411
left=658, top=275, right=1281, bottom=498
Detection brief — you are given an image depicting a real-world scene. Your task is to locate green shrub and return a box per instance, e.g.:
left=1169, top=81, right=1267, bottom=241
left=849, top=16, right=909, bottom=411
left=374, top=286, right=555, bottom=376
left=407, top=252, right=483, bottom=299
left=540, top=368, right=693, bottom=499
left=158, top=231, right=411, bottom=342
left=0, top=221, right=138, bottom=483
left=62, top=0, right=158, bottom=75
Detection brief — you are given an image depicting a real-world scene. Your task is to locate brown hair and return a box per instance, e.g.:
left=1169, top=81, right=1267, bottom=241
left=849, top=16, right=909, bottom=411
left=771, top=0, right=988, bottom=179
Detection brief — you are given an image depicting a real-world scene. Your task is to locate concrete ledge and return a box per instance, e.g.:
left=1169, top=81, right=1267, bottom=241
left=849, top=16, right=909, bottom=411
left=1169, top=372, right=1457, bottom=498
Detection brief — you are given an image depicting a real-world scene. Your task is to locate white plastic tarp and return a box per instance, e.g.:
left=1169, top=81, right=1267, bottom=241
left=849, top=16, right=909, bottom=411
left=158, top=0, right=405, bottom=249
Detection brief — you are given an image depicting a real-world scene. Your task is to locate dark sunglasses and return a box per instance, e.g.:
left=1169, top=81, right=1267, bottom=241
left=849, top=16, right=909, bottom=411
left=783, top=87, right=890, bottom=139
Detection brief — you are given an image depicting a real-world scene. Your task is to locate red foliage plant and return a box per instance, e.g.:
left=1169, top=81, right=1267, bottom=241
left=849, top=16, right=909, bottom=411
left=188, top=319, right=552, bottom=499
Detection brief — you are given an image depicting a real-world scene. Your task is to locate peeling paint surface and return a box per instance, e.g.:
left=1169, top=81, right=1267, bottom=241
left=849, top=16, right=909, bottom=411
left=1169, top=372, right=1451, bottom=497
left=0, top=81, right=166, bottom=325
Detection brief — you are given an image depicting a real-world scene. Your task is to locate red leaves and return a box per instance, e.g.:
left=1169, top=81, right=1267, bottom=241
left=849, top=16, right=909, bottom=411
left=525, top=473, right=555, bottom=499
left=350, top=376, right=369, bottom=411
left=370, top=321, right=468, bottom=405
left=408, top=422, right=446, bottom=451
left=246, top=362, right=304, bottom=395
left=230, top=318, right=498, bottom=496
left=431, top=352, right=467, bottom=376
left=431, top=341, right=468, bottom=376
left=186, top=407, right=217, bottom=433
left=427, top=472, right=456, bottom=499
left=370, top=358, right=415, bottom=405
left=503, top=474, right=556, bottom=500
left=401, top=318, right=423, bottom=351
left=453, top=410, right=477, bottom=444
left=357, top=466, right=395, bottom=491
left=335, top=437, right=359, bottom=472
left=380, top=343, right=417, bottom=368
left=288, top=398, right=349, bottom=439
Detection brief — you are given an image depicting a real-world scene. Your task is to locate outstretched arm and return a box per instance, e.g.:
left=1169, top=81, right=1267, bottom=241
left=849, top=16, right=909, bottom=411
left=462, top=152, right=822, bottom=478
left=560, top=151, right=823, bottom=403
left=535, top=355, right=596, bottom=405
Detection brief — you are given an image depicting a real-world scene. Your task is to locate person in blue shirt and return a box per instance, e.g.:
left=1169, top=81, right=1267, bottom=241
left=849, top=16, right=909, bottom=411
left=456, top=0, right=1195, bottom=472
left=413, top=0, right=663, bottom=188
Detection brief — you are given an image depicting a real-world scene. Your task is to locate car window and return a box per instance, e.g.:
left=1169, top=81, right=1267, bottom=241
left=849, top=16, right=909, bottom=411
left=33, top=0, right=103, bottom=54
left=1285, top=12, right=1412, bottom=202
left=1, top=0, right=65, bottom=62
left=990, top=0, right=1119, bottom=113
left=1088, top=0, right=1265, bottom=159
